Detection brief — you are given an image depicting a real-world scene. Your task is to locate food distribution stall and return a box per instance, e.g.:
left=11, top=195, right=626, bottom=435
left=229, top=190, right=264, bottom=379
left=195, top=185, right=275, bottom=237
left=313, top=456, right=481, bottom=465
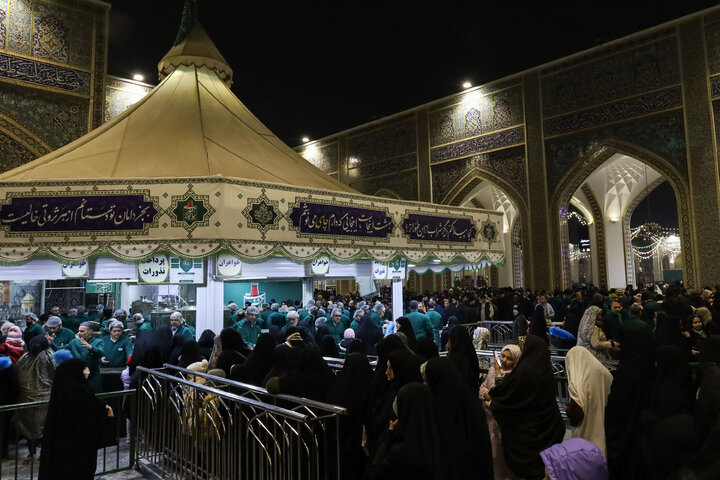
left=0, top=24, right=505, bottom=334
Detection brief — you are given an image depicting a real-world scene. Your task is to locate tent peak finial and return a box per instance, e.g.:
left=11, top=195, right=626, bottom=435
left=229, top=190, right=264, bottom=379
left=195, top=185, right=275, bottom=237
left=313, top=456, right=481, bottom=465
left=158, top=14, right=233, bottom=86
left=174, top=0, right=200, bottom=46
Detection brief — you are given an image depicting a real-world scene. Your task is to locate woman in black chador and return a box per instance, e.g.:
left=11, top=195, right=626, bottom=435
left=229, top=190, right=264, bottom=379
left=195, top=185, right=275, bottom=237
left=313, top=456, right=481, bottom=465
left=39, top=358, right=113, bottom=480
left=488, top=334, right=565, bottom=480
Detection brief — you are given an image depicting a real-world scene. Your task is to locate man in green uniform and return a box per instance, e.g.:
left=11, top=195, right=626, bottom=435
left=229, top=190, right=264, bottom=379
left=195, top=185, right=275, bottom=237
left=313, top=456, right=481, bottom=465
left=349, top=309, right=363, bottom=331
left=425, top=300, right=444, bottom=346
left=64, top=321, right=105, bottom=393
left=44, top=316, right=75, bottom=351
left=170, top=312, right=194, bottom=339
left=370, top=303, right=385, bottom=329
left=259, top=303, right=272, bottom=328
left=62, top=308, right=81, bottom=333
left=281, top=310, right=300, bottom=333
left=234, top=306, right=261, bottom=346
left=101, top=320, right=133, bottom=368
left=88, top=304, right=103, bottom=323
left=269, top=304, right=287, bottom=329
left=406, top=300, right=433, bottom=339
left=22, top=313, right=44, bottom=344
left=76, top=305, right=90, bottom=324
left=327, top=309, right=345, bottom=344
left=228, top=302, right=240, bottom=324
left=133, top=313, right=154, bottom=335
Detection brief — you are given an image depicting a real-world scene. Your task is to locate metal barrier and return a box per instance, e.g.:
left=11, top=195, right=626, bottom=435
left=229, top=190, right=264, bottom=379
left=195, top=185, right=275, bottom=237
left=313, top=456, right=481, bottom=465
left=477, top=321, right=514, bottom=345
left=135, top=365, right=346, bottom=480
left=0, top=389, right=136, bottom=480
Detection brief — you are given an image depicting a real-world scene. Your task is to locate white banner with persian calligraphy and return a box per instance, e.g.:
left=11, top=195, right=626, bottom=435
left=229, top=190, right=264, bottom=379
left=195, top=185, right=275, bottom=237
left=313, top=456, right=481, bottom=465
left=0, top=178, right=505, bottom=264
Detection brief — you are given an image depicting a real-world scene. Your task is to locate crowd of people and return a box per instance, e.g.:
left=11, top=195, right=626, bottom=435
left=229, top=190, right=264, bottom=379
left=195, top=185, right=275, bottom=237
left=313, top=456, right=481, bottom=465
left=1, top=282, right=720, bottom=479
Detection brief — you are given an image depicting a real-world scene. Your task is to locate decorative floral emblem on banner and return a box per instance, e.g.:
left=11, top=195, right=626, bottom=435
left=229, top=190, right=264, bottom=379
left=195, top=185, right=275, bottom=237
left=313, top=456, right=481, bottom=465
left=169, top=191, right=215, bottom=233
left=481, top=217, right=499, bottom=246
left=242, top=191, right=280, bottom=239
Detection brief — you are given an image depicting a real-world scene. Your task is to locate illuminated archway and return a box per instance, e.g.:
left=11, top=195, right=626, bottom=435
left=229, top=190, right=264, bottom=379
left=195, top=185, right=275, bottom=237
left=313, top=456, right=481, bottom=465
left=552, top=139, right=694, bottom=289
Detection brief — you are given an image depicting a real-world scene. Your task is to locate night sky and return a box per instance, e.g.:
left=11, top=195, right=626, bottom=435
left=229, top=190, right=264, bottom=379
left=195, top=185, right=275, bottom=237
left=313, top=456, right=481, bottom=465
left=107, top=1, right=719, bottom=147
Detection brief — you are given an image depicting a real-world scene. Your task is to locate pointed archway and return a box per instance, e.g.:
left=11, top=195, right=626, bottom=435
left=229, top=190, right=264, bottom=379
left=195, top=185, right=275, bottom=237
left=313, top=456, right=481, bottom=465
left=552, top=139, right=694, bottom=289
left=441, top=172, right=528, bottom=288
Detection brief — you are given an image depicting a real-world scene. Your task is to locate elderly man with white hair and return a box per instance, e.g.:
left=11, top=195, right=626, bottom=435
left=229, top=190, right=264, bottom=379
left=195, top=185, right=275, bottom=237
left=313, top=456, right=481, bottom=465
left=169, top=311, right=194, bottom=339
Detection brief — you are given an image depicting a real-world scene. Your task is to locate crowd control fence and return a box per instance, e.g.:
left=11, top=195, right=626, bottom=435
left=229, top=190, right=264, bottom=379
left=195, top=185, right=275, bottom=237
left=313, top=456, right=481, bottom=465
left=0, top=389, right=136, bottom=480
left=134, top=365, right=346, bottom=480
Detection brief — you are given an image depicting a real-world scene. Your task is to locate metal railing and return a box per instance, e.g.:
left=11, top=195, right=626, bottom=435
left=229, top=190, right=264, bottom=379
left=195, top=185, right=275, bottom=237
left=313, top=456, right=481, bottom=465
left=135, top=365, right=347, bottom=480
left=0, top=389, right=136, bottom=480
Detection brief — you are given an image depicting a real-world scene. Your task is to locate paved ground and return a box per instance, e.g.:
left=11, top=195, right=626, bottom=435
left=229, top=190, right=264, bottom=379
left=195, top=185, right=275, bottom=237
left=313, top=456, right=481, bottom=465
left=1, top=437, right=151, bottom=480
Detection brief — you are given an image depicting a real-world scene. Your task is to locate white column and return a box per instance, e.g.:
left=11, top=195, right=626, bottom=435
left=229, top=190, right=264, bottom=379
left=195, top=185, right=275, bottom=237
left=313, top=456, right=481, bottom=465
left=392, top=279, right=403, bottom=320
left=195, top=257, right=224, bottom=338
left=301, top=278, right=314, bottom=306
left=604, top=218, right=627, bottom=289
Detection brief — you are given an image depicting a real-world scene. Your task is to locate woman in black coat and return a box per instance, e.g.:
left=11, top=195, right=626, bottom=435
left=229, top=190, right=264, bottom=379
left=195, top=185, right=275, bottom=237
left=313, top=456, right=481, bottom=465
left=447, top=325, right=480, bottom=394
left=488, top=335, right=565, bottom=480
left=39, top=359, right=112, bottom=480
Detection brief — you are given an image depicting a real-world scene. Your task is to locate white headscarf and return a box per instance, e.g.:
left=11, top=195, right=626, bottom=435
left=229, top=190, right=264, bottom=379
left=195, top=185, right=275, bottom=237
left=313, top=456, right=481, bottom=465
left=576, top=305, right=602, bottom=348
left=566, top=345, right=613, bottom=457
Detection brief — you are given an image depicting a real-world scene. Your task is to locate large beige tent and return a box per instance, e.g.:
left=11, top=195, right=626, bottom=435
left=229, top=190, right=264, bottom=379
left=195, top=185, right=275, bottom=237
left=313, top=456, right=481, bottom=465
left=0, top=24, right=505, bottom=266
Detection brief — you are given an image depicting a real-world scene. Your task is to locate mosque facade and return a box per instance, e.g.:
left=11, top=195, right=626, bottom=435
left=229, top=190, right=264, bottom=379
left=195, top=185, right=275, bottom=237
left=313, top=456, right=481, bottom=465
left=1, top=1, right=720, bottom=291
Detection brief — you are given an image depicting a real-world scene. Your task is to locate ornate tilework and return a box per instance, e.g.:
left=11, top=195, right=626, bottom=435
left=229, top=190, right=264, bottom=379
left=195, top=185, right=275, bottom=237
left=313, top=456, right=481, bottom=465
left=90, top=4, right=106, bottom=129
left=511, top=218, right=523, bottom=288
left=545, top=111, right=687, bottom=194
left=0, top=3, right=7, bottom=50
left=32, top=13, right=68, bottom=62
left=712, top=77, right=720, bottom=99
left=593, top=71, right=617, bottom=103
left=347, top=115, right=416, bottom=166
left=580, top=184, right=607, bottom=289
left=104, top=77, right=152, bottom=121
left=544, top=87, right=682, bottom=137
left=465, top=108, right=481, bottom=136
left=704, top=13, right=720, bottom=75
left=7, top=0, right=31, bottom=54
left=350, top=169, right=418, bottom=201
left=430, top=126, right=524, bottom=164
left=348, top=154, right=416, bottom=181
left=0, top=53, right=90, bottom=93
left=492, top=99, right=511, bottom=130
left=431, top=145, right=527, bottom=203
left=297, top=140, right=339, bottom=173
left=0, top=82, right=88, bottom=149
left=429, top=85, right=523, bottom=146
left=541, top=35, right=680, bottom=117
left=0, top=130, right=36, bottom=173
left=634, top=55, right=662, bottom=91
left=439, top=115, right=454, bottom=143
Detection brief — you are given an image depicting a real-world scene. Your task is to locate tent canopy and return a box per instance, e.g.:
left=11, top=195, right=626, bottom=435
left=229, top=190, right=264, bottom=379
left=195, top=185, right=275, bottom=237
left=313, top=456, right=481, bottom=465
left=0, top=25, right=352, bottom=194
left=0, top=24, right=505, bottom=266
